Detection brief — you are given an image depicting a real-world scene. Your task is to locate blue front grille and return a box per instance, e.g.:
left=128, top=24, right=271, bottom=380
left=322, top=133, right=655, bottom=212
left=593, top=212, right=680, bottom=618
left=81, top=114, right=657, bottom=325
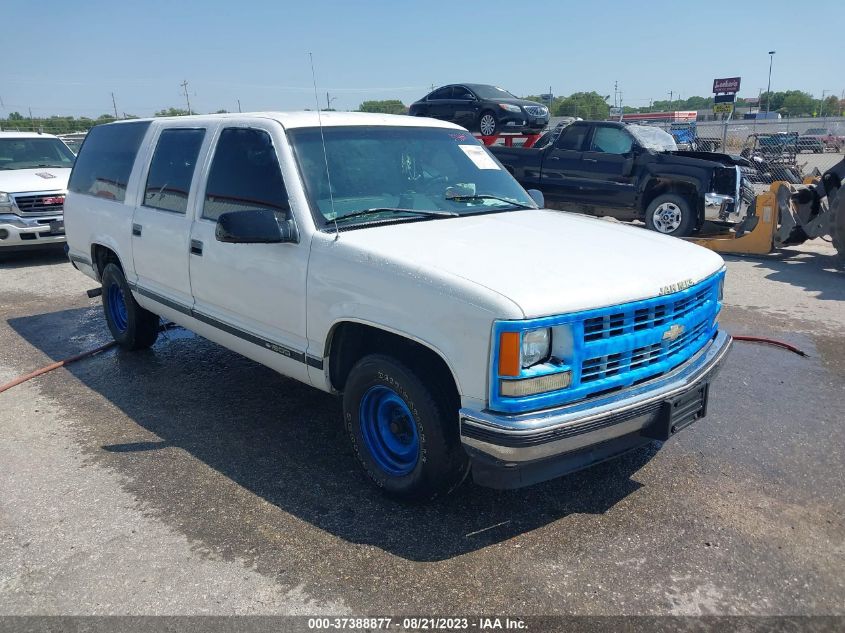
left=491, top=271, right=724, bottom=413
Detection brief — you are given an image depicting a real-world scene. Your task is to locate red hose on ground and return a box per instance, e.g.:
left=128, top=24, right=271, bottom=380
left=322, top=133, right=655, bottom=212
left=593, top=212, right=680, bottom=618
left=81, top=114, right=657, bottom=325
left=0, top=330, right=807, bottom=397
left=0, top=340, right=117, bottom=395
left=733, top=335, right=809, bottom=357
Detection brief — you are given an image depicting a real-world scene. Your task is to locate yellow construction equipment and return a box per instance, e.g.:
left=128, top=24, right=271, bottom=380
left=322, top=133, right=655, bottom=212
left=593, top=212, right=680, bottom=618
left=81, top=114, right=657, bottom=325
left=685, top=156, right=844, bottom=261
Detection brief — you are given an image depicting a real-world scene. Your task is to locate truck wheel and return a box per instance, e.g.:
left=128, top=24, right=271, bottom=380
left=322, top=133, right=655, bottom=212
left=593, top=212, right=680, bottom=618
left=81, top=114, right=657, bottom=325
left=101, top=263, right=159, bottom=350
left=645, top=194, right=697, bottom=237
left=343, top=354, right=468, bottom=501
left=478, top=111, right=498, bottom=136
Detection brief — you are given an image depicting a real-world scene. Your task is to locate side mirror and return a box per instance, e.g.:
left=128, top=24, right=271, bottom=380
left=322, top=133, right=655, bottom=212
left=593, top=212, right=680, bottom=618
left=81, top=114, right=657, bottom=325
left=215, top=208, right=297, bottom=244
left=527, top=189, right=545, bottom=208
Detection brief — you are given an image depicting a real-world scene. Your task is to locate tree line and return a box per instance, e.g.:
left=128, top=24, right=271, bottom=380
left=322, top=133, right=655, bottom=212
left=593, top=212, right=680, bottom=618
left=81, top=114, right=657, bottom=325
left=3, top=90, right=842, bottom=134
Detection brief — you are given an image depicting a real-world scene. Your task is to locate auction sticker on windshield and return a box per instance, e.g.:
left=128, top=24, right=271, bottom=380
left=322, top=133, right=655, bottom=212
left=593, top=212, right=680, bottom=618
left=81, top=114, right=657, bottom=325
left=459, top=144, right=501, bottom=170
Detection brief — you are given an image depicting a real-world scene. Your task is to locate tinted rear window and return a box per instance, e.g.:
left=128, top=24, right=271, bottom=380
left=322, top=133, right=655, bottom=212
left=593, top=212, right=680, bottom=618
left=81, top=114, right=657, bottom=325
left=68, top=121, right=151, bottom=202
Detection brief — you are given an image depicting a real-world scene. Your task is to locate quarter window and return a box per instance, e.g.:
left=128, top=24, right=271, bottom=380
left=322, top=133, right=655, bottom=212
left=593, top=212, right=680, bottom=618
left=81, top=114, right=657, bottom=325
left=202, top=128, right=289, bottom=221
left=68, top=121, right=151, bottom=202
left=556, top=125, right=588, bottom=151
left=590, top=127, right=633, bottom=154
left=143, top=128, right=205, bottom=214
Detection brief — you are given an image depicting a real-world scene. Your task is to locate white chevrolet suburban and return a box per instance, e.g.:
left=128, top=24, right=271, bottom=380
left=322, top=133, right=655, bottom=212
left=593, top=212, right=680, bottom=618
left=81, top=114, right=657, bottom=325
left=65, top=113, right=731, bottom=499
left=0, top=131, right=75, bottom=251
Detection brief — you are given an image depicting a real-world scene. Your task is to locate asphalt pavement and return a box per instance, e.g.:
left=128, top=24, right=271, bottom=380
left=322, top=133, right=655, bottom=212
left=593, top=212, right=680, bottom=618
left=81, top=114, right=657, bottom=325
left=0, top=240, right=843, bottom=617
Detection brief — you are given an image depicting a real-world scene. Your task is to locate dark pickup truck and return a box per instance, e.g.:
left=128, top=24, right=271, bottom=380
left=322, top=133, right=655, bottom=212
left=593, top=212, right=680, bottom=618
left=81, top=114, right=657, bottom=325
left=490, top=120, right=749, bottom=237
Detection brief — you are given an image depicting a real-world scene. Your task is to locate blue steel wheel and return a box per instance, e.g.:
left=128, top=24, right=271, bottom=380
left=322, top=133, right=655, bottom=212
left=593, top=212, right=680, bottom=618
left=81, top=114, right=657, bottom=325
left=107, top=282, right=129, bottom=333
left=100, top=262, right=160, bottom=350
left=343, top=354, right=469, bottom=501
left=359, top=385, right=420, bottom=476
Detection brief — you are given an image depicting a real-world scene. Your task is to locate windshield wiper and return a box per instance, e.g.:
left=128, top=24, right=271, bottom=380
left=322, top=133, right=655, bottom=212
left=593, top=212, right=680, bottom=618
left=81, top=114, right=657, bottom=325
left=334, top=207, right=459, bottom=224
left=447, top=194, right=534, bottom=210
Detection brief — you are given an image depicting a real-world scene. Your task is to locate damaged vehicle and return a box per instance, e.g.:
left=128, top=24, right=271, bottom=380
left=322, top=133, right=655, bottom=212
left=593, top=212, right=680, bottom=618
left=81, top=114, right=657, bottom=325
left=490, top=121, right=752, bottom=237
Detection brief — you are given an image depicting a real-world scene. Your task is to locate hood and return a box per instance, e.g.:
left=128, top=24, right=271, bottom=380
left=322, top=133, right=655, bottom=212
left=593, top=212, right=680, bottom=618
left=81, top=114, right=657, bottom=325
left=0, top=167, right=71, bottom=194
left=497, top=98, right=547, bottom=110
left=336, top=209, right=724, bottom=318
left=669, top=151, right=751, bottom=168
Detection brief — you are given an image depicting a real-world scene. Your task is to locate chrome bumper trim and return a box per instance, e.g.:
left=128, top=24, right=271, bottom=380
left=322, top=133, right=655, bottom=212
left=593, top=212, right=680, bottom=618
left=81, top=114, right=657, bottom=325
left=460, top=330, right=731, bottom=462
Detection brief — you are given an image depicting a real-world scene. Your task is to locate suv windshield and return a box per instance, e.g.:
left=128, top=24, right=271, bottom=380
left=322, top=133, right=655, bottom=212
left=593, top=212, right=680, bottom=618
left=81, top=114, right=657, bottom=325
left=0, top=138, right=76, bottom=170
left=288, top=126, right=536, bottom=226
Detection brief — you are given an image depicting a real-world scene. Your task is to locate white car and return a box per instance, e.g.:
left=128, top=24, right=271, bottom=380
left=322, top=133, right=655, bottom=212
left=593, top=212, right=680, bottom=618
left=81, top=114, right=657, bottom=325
left=65, top=112, right=731, bottom=499
left=0, top=131, right=75, bottom=251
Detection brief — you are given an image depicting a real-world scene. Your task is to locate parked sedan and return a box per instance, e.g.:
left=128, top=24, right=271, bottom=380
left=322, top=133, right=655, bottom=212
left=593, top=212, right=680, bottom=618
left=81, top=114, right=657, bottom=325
left=409, top=84, right=549, bottom=136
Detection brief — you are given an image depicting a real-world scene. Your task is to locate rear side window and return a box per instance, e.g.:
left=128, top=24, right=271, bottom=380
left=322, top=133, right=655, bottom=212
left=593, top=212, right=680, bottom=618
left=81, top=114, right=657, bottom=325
left=68, top=121, right=150, bottom=202
left=202, top=127, right=289, bottom=221
left=556, top=125, right=588, bottom=151
left=143, top=128, right=206, bottom=214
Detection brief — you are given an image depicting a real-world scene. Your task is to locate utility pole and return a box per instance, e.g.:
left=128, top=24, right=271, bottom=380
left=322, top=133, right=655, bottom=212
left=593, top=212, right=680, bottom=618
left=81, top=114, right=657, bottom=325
left=237, top=99, right=242, bottom=113
left=180, top=80, right=192, bottom=115
left=669, top=91, right=673, bottom=111
left=111, top=92, right=119, bottom=119
left=820, top=89, right=829, bottom=119
left=29, top=107, right=34, bottom=130
left=765, top=51, right=776, bottom=115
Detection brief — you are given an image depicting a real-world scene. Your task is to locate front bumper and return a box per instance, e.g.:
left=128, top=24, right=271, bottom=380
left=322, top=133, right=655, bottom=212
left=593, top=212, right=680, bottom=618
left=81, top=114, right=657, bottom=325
left=704, top=192, right=746, bottom=224
left=460, top=329, right=731, bottom=489
left=498, top=111, right=549, bottom=133
left=0, top=213, right=66, bottom=249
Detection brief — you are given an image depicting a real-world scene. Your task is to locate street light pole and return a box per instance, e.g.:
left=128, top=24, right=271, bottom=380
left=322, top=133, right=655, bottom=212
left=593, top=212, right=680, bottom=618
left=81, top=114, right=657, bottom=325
left=765, top=50, right=776, bottom=115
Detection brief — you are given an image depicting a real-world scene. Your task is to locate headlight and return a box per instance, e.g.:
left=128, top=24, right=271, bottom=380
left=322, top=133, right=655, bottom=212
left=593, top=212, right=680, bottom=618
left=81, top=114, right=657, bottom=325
left=498, top=103, right=522, bottom=113
left=0, top=192, right=11, bottom=204
left=521, top=328, right=551, bottom=368
left=718, top=275, right=725, bottom=301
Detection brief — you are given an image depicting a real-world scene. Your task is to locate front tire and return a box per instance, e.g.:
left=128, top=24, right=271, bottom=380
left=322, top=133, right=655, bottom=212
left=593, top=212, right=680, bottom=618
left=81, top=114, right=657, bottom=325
left=101, top=263, right=160, bottom=350
left=343, top=354, right=467, bottom=501
left=644, top=194, right=697, bottom=237
left=478, top=111, right=498, bottom=136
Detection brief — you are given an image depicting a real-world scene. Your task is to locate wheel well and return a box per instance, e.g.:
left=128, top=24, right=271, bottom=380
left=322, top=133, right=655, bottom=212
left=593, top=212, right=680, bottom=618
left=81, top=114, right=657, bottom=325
left=641, top=180, right=701, bottom=218
left=327, top=322, right=459, bottom=407
left=91, top=244, right=123, bottom=280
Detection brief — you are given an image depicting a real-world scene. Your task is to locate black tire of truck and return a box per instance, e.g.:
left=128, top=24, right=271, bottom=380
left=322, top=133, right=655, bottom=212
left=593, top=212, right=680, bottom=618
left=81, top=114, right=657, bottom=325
left=343, top=354, right=468, bottom=501
left=644, top=194, right=697, bottom=237
left=101, top=263, right=160, bottom=350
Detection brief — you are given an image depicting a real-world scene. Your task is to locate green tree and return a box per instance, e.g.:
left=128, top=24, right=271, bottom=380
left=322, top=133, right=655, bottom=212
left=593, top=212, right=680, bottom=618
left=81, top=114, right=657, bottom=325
left=154, top=107, right=191, bottom=117
left=358, top=100, right=408, bottom=115
left=820, top=95, right=839, bottom=117
left=8, top=111, right=24, bottom=120
left=554, top=92, right=610, bottom=119
left=779, top=90, right=815, bottom=116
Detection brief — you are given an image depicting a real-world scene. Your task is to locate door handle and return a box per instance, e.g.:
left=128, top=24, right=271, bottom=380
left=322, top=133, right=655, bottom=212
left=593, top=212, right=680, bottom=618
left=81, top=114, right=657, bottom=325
left=190, top=240, right=203, bottom=256
left=584, top=158, right=598, bottom=163
left=132, top=223, right=142, bottom=236
left=549, top=156, right=560, bottom=161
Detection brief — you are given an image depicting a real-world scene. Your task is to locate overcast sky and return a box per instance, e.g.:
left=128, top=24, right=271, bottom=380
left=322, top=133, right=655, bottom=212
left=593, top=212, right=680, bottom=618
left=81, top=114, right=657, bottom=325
left=2, top=0, right=839, bottom=118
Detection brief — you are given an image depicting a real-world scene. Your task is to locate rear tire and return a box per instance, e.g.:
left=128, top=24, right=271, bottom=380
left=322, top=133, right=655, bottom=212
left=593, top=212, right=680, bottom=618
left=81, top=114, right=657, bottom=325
left=101, top=263, right=159, bottom=350
left=343, top=354, right=468, bottom=501
left=644, top=194, right=697, bottom=237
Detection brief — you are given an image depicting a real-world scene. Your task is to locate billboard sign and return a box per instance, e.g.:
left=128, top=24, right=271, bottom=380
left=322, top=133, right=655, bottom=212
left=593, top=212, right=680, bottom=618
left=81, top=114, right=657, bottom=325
left=713, top=77, right=741, bottom=93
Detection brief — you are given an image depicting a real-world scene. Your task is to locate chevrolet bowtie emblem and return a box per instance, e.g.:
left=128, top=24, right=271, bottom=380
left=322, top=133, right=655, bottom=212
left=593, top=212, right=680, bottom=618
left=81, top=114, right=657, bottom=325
left=662, top=324, right=685, bottom=341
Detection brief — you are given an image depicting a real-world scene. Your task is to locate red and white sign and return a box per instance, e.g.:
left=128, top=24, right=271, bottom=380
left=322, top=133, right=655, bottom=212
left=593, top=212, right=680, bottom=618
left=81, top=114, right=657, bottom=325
left=713, top=77, right=741, bottom=94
